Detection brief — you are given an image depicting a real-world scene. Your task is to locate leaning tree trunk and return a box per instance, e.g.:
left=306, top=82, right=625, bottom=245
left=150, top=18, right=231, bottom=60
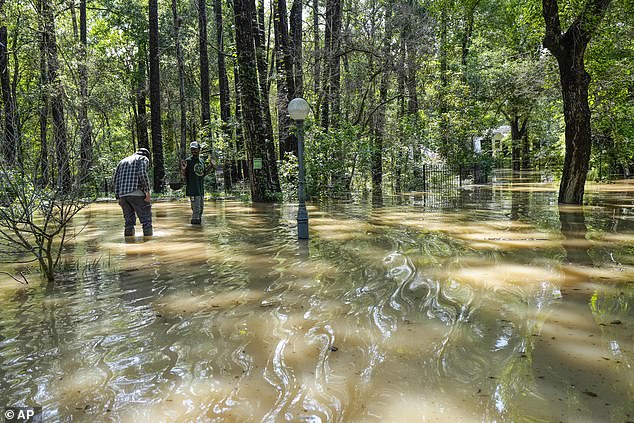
left=234, top=0, right=281, bottom=201
left=78, top=0, right=93, bottom=181
left=149, top=0, right=165, bottom=192
left=542, top=0, right=612, bottom=204
left=43, top=0, right=71, bottom=192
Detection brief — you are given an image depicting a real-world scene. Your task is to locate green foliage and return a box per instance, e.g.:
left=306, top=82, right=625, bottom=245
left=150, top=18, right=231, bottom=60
left=304, top=122, right=364, bottom=198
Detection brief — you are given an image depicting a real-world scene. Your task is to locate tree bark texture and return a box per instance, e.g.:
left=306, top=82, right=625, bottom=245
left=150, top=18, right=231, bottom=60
left=0, top=2, right=17, bottom=165
left=371, top=5, right=393, bottom=199
left=172, top=0, right=187, bottom=158
left=213, top=0, right=232, bottom=191
left=542, top=0, right=612, bottom=204
left=289, top=0, right=303, bottom=97
left=198, top=0, right=211, bottom=128
left=149, top=0, right=165, bottom=192
left=136, top=50, right=150, bottom=150
left=312, top=0, right=320, bottom=105
left=234, top=0, right=281, bottom=201
left=79, top=0, right=93, bottom=180
left=274, top=0, right=296, bottom=159
left=43, top=0, right=71, bottom=191
left=37, top=0, right=49, bottom=186
left=254, top=0, right=276, bottom=162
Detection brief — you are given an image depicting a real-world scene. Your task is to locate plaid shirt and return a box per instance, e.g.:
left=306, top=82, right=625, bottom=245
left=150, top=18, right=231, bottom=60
left=113, top=153, right=151, bottom=198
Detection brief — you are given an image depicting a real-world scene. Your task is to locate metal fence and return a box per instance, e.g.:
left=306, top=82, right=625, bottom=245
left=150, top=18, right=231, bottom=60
left=418, top=163, right=489, bottom=192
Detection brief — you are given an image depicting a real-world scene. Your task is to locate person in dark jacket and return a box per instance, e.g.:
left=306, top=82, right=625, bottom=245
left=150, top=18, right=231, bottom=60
left=180, top=142, right=213, bottom=225
left=113, top=148, right=153, bottom=237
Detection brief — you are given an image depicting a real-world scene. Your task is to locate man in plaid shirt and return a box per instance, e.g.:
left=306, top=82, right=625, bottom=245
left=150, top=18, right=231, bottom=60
left=113, top=148, right=153, bottom=237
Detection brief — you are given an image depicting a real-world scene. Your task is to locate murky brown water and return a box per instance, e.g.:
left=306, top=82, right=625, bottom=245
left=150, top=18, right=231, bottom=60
left=0, top=180, right=633, bottom=422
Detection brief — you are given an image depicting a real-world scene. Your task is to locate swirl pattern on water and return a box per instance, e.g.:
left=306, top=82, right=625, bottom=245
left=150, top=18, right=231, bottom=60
left=0, top=188, right=632, bottom=422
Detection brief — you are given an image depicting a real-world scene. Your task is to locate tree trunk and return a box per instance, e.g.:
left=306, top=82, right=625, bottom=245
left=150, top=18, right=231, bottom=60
left=509, top=115, right=527, bottom=173
left=255, top=0, right=276, bottom=155
left=372, top=4, right=393, bottom=200
left=234, top=0, right=281, bottom=201
left=198, top=0, right=211, bottom=129
left=172, top=0, right=187, bottom=158
left=312, top=0, right=320, bottom=108
left=37, top=0, right=49, bottom=186
left=274, top=0, right=296, bottom=159
left=136, top=50, right=149, bottom=150
left=213, top=0, right=232, bottom=191
left=439, top=6, right=449, bottom=158
left=149, top=0, right=165, bottom=192
left=0, top=1, right=17, bottom=165
left=78, top=0, right=93, bottom=181
left=542, top=0, right=612, bottom=204
left=289, top=0, right=303, bottom=97
left=521, top=128, right=530, bottom=170
left=43, top=0, right=71, bottom=192
left=328, top=0, right=341, bottom=127
left=255, top=0, right=280, bottom=191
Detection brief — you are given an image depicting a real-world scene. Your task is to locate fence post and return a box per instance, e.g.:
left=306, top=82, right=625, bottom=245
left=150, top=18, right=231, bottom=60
left=422, top=165, right=427, bottom=192
left=459, top=165, right=462, bottom=187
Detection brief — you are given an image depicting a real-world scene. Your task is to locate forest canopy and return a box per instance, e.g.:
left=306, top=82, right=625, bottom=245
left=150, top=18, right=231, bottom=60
left=0, top=0, right=632, bottom=203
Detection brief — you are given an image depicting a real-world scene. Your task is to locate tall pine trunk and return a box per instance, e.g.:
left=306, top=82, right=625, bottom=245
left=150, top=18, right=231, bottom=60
left=0, top=7, right=17, bottom=165
left=542, top=0, right=611, bottom=204
left=43, top=0, right=71, bottom=191
left=149, top=0, right=165, bottom=192
left=198, top=0, right=211, bottom=129
left=213, top=0, right=232, bottom=191
left=37, top=0, right=49, bottom=186
left=312, top=0, right=320, bottom=107
left=78, top=0, right=92, bottom=181
left=439, top=6, right=449, bottom=159
left=1, top=0, right=18, bottom=165
left=172, top=0, right=187, bottom=158
left=289, top=0, right=303, bottom=97
left=274, top=0, right=296, bottom=159
left=234, top=0, right=281, bottom=201
left=371, top=4, right=393, bottom=200
left=136, top=49, right=150, bottom=150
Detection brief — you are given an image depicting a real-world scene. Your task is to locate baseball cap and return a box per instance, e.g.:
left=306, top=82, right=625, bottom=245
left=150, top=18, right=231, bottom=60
left=190, top=141, right=201, bottom=149
left=136, top=148, right=150, bottom=158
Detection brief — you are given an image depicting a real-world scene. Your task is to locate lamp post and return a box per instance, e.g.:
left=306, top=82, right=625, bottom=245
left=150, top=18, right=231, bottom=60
left=288, top=98, right=310, bottom=240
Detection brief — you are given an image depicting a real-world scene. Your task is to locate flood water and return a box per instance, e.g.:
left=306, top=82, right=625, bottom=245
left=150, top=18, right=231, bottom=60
left=0, top=180, right=633, bottom=422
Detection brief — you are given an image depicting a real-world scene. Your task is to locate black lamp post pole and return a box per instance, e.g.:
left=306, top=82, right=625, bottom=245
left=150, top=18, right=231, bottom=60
left=296, top=119, right=309, bottom=239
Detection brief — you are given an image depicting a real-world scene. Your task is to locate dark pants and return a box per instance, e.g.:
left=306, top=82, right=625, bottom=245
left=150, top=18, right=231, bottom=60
left=119, top=195, right=152, bottom=236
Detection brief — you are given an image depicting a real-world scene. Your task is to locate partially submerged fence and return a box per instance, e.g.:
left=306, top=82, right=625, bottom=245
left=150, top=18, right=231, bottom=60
left=418, top=163, right=489, bottom=192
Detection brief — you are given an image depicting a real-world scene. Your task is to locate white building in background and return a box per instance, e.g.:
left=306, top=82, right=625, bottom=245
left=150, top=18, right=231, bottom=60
left=473, top=125, right=511, bottom=155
